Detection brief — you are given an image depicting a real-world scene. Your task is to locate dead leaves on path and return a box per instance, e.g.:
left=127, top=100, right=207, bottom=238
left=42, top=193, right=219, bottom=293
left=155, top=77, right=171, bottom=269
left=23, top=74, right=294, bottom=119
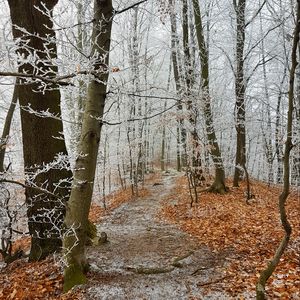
left=160, top=176, right=300, bottom=299
left=0, top=182, right=152, bottom=300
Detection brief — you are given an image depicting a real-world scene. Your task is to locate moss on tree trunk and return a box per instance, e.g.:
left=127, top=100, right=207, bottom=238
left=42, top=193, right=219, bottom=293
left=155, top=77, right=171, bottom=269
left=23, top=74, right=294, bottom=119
left=63, top=0, right=113, bottom=292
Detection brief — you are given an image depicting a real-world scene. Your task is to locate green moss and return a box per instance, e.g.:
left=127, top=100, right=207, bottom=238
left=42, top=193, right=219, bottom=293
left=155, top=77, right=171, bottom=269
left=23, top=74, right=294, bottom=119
left=86, top=220, right=97, bottom=239
left=63, top=263, right=87, bottom=293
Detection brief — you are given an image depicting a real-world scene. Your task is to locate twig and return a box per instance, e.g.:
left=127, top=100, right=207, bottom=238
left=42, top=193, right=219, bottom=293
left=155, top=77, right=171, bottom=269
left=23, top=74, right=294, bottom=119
left=191, top=266, right=213, bottom=275
left=0, top=179, right=59, bottom=199
left=115, top=0, right=148, bottom=15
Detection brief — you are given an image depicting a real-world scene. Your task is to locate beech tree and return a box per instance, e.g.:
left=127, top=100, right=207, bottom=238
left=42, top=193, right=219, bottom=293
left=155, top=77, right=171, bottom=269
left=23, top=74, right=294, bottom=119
left=8, top=0, right=72, bottom=261
left=63, top=0, right=113, bottom=291
left=192, top=0, right=226, bottom=193
left=232, top=0, right=246, bottom=187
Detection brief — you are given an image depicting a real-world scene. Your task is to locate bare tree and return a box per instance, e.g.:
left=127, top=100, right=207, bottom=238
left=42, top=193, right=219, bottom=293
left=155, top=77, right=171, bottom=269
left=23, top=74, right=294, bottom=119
left=192, top=0, right=226, bottom=193
left=0, top=79, right=18, bottom=172
left=63, top=0, right=113, bottom=292
left=256, top=0, right=299, bottom=297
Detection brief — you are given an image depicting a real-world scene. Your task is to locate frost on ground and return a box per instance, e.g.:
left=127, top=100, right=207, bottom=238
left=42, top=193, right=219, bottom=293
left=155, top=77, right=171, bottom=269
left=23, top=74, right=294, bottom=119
left=82, top=173, right=232, bottom=300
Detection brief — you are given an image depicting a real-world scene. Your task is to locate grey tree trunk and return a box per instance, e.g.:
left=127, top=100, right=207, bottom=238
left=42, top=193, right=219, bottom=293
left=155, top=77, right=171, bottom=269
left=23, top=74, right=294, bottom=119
left=0, top=79, right=18, bottom=172
left=8, top=0, right=72, bottom=261
left=233, top=0, right=247, bottom=187
left=63, top=0, right=112, bottom=292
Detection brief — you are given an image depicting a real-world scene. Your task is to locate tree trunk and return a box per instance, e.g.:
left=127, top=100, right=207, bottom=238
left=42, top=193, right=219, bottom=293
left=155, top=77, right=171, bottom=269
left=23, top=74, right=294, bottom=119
left=183, top=0, right=203, bottom=186
left=63, top=0, right=112, bottom=292
left=233, top=0, right=247, bottom=187
left=8, top=0, right=72, bottom=261
left=0, top=79, right=18, bottom=172
left=192, top=0, right=226, bottom=193
left=275, top=72, right=286, bottom=183
left=169, top=0, right=186, bottom=170
left=256, top=1, right=299, bottom=296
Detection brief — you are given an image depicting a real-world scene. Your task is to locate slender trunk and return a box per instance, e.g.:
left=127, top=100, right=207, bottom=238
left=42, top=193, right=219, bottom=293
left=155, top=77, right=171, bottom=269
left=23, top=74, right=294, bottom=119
left=0, top=80, right=18, bottom=172
left=233, top=0, right=246, bottom=187
left=291, top=44, right=300, bottom=185
left=260, top=14, right=274, bottom=184
left=161, top=101, right=167, bottom=171
left=256, top=1, right=299, bottom=296
left=192, top=0, right=226, bottom=193
left=275, top=72, right=286, bottom=183
left=170, top=0, right=186, bottom=170
left=63, top=0, right=112, bottom=292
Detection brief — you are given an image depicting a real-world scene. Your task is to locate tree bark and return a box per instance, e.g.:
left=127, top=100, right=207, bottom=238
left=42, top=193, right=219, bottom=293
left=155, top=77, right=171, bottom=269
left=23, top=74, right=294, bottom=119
left=8, top=0, right=72, bottom=261
left=0, top=79, right=18, bottom=172
left=63, top=0, right=112, bottom=292
left=169, top=0, right=186, bottom=171
left=256, top=1, right=299, bottom=297
left=233, top=0, right=247, bottom=187
left=192, top=0, right=226, bottom=193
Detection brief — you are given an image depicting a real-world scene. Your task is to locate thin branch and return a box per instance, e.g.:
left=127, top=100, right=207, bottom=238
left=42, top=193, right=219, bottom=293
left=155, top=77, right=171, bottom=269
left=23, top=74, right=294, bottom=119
left=102, top=103, right=177, bottom=126
left=55, top=19, right=95, bottom=31
left=115, top=0, right=148, bottom=15
left=0, top=70, right=106, bottom=86
left=246, top=55, right=277, bottom=84
left=245, top=0, right=267, bottom=27
left=0, top=179, right=59, bottom=199
left=244, top=23, right=282, bottom=61
left=107, top=90, right=181, bottom=102
left=0, top=71, right=72, bottom=86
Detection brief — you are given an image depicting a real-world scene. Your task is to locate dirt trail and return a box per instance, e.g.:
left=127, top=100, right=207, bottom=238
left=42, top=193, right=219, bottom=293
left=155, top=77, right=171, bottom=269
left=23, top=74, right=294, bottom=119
left=85, top=172, right=230, bottom=300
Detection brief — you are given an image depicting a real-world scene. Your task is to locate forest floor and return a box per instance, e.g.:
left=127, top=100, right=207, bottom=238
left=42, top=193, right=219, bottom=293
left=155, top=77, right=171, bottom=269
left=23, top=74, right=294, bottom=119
left=0, top=171, right=299, bottom=299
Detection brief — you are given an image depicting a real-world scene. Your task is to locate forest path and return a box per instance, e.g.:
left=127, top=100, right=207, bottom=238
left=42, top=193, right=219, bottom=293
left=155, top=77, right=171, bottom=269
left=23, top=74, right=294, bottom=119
left=85, top=172, right=229, bottom=300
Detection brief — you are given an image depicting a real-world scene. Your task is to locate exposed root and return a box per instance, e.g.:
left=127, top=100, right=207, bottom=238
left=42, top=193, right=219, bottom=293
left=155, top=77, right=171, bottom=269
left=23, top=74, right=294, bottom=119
left=125, top=266, right=174, bottom=274
left=171, top=251, right=194, bottom=268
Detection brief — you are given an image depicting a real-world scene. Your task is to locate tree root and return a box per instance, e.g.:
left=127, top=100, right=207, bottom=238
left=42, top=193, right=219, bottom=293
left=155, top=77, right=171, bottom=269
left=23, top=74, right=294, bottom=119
left=125, top=251, right=194, bottom=274
left=125, top=266, right=174, bottom=274
left=171, top=251, right=194, bottom=268
left=197, top=182, right=228, bottom=194
left=191, top=266, right=213, bottom=275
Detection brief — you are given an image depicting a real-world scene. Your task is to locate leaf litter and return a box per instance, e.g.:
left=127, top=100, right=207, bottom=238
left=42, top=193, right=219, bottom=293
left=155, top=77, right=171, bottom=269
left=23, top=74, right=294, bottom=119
left=0, top=172, right=299, bottom=299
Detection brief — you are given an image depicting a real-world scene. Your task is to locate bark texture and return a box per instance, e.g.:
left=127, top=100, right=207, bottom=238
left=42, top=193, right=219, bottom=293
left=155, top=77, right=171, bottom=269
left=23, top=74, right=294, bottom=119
left=233, top=0, right=246, bottom=187
left=8, top=0, right=72, bottom=261
left=0, top=80, right=18, bottom=172
left=63, top=0, right=113, bottom=292
left=192, top=0, right=226, bottom=193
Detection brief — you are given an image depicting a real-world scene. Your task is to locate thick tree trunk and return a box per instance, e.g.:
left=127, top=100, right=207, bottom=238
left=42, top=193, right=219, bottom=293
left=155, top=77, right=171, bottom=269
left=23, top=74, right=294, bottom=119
left=0, top=80, right=18, bottom=172
left=63, top=0, right=112, bottom=292
left=192, top=0, right=226, bottom=193
left=256, top=1, right=299, bottom=296
left=233, top=0, right=246, bottom=187
left=8, top=0, right=72, bottom=261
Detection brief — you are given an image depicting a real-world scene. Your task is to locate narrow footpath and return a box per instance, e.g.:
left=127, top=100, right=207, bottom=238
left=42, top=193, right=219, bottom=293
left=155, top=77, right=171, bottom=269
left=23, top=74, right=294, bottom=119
left=84, top=172, right=230, bottom=300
